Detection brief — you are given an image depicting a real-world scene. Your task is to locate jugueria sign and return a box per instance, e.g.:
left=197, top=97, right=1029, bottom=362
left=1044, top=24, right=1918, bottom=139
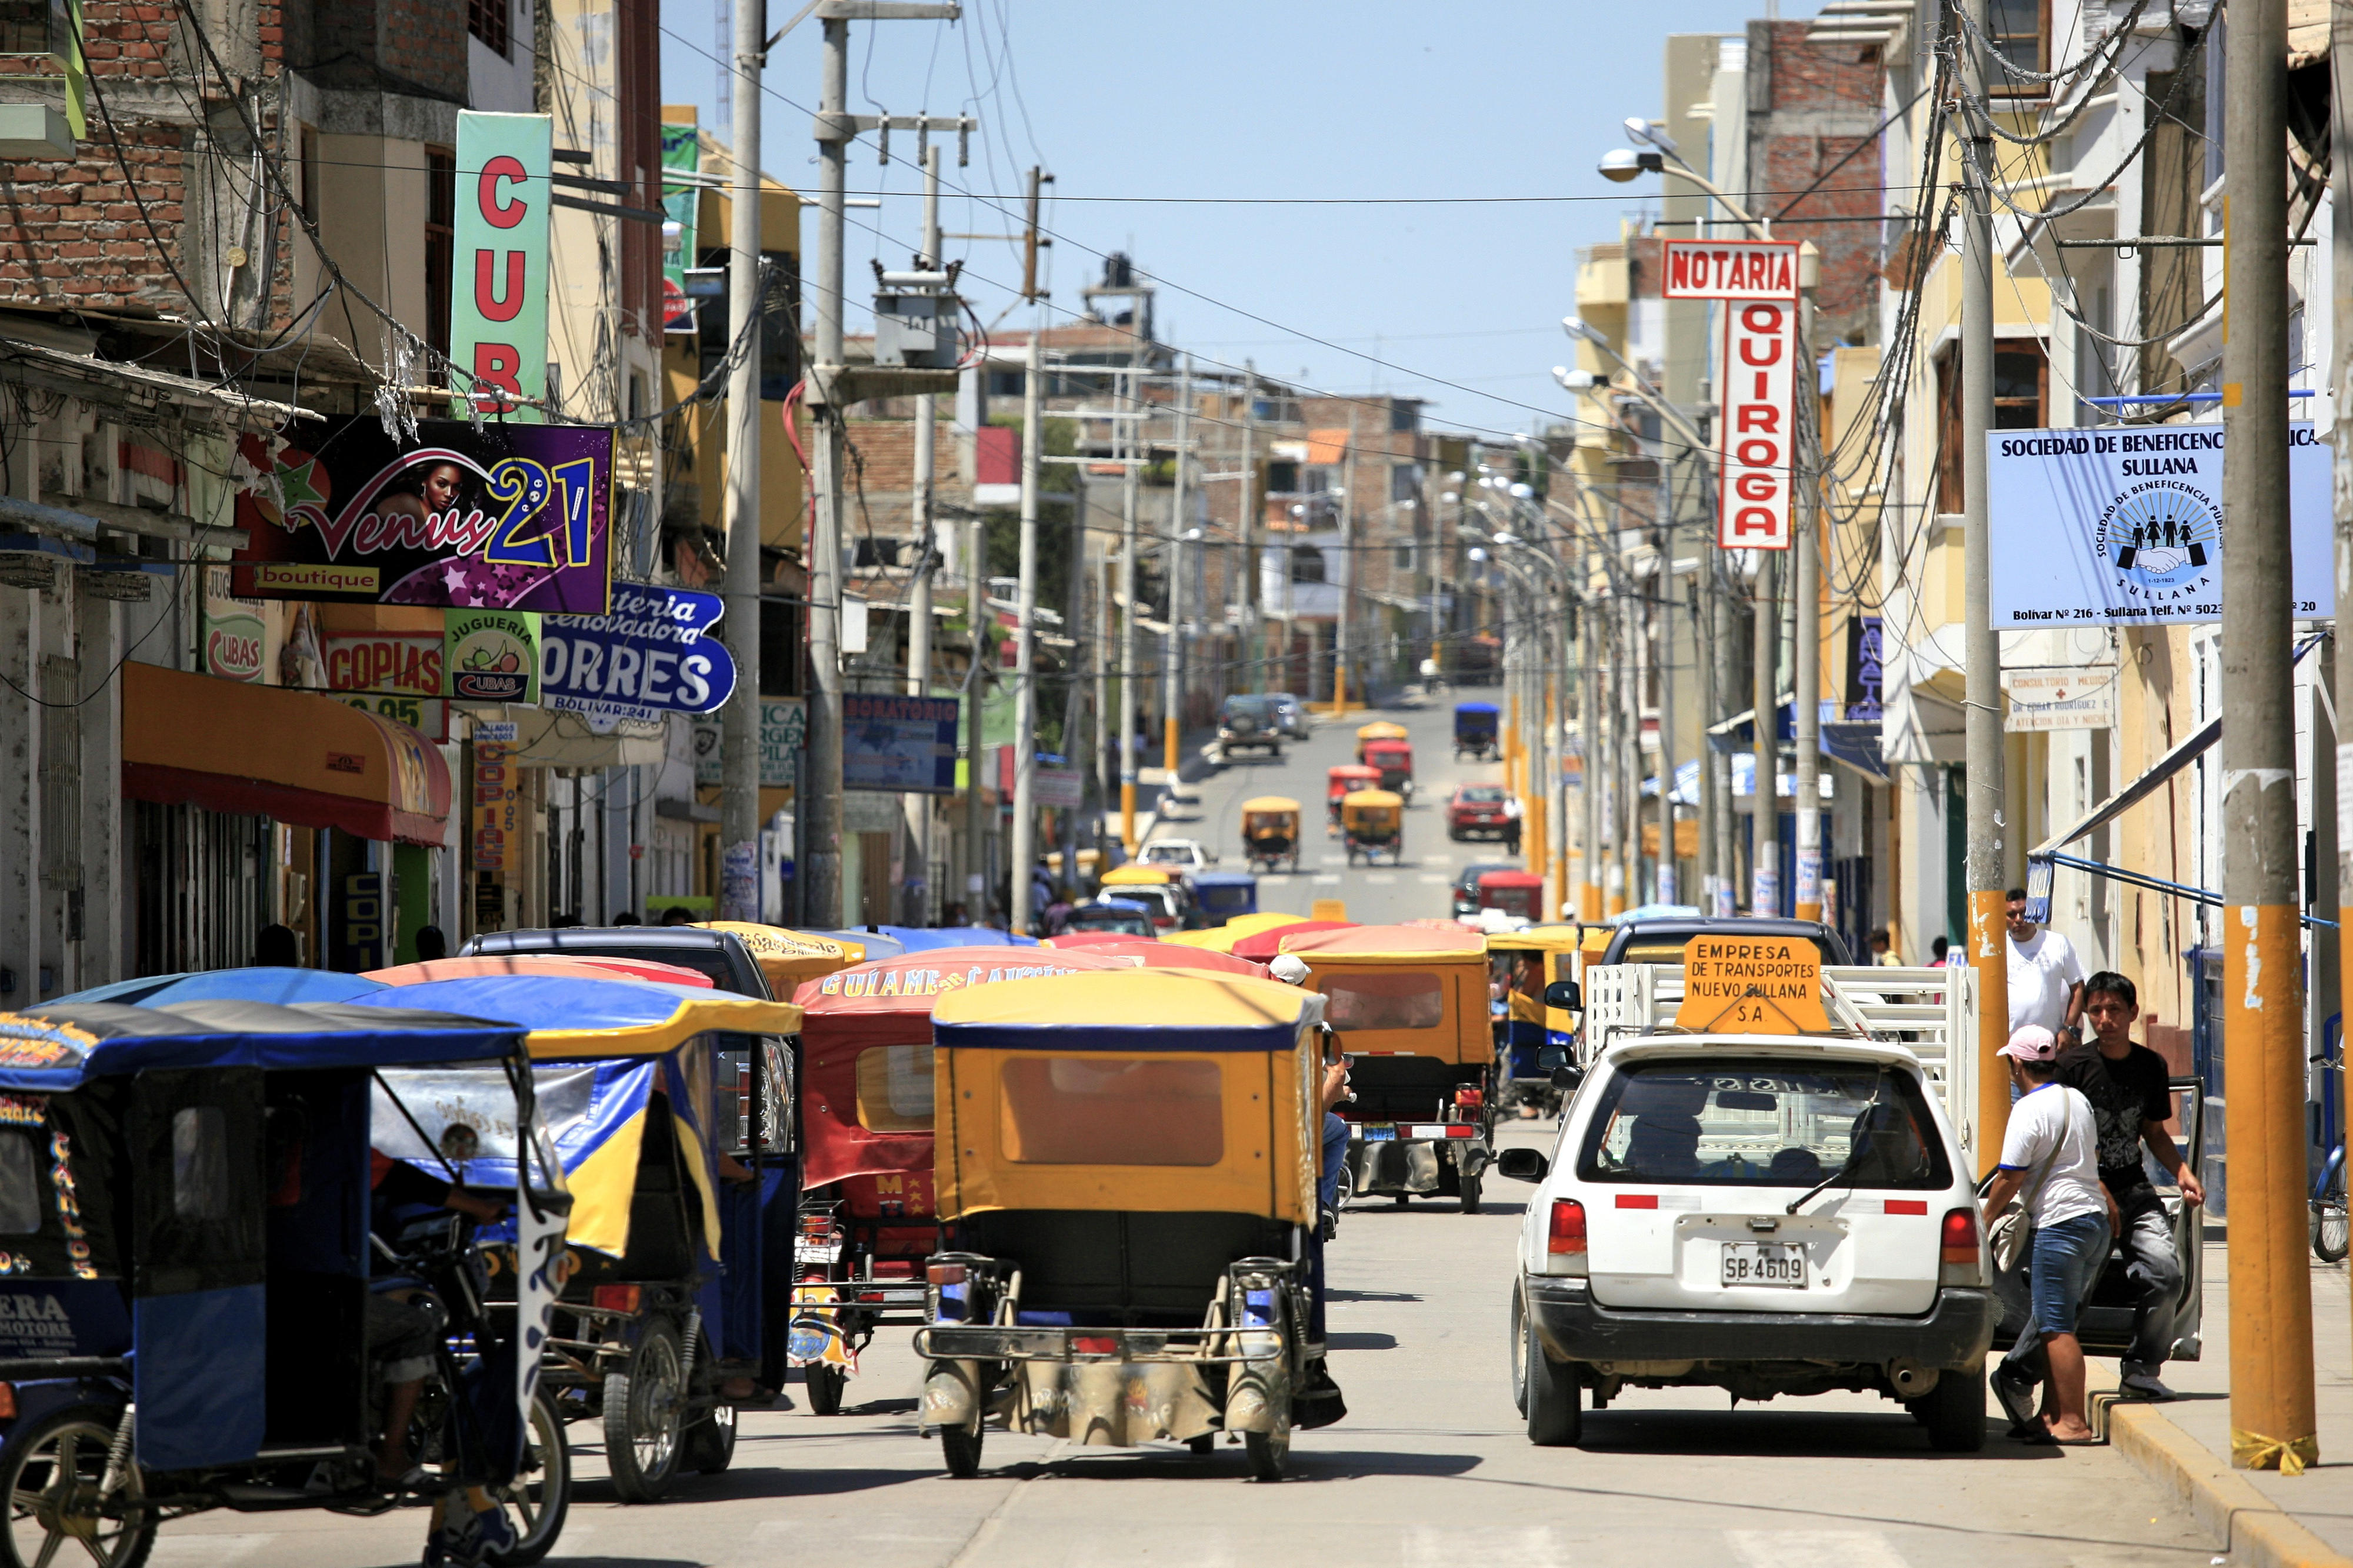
left=451, top=111, right=552, bottom=419
left=1658, top=238, right=1801, bottom=552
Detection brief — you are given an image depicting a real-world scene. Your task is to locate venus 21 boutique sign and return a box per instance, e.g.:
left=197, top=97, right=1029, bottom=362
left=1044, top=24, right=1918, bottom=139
left=1985, top=423, right=2331, bottom=625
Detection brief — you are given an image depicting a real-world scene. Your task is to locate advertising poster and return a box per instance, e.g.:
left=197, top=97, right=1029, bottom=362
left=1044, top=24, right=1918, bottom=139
left=661, top=121, right=701, bottom=334
left=845, top=694, right=961, bottom=795
left=1717, top=298, right=1797, bottom=550
left=542, top=583, right=736, bottom=732
left=200, top=565, right=274, bottom=683
left=231, top=418, right=612, bottom=611
left=472, top=727, right=519, bottom=927
left=446, top=610, right=541, bottom=704
left=1986, top=423, right=2331, bottom=625
left=695, top=699, right=806, bottom=788
left=450, top=111, right=552, bottom=419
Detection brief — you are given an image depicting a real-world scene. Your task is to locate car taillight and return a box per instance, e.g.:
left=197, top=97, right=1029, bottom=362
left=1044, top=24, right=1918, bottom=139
left=1940, top=1207, right=1982, bottom=1285
left=592, top=1284, right=642, bottom=1314
left=1547, top=1199, right=1587, bottom=1273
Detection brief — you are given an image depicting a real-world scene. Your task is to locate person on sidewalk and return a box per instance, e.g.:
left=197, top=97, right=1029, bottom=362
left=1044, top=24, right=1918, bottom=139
left=2006, top=889, right=2088, bottom=1044
left=2056, top=970, right=2202, bottom=1399
left=1982, top=1025, right=2112, bottom=1444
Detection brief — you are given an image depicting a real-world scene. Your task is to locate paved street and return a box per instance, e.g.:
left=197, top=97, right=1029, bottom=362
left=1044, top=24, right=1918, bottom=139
left=154, top=699, right=2224, bottom=1567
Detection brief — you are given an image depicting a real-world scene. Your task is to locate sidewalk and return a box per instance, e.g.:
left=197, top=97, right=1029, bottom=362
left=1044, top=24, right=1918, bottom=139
left=2097, top=1239, right=2353, bottom=1566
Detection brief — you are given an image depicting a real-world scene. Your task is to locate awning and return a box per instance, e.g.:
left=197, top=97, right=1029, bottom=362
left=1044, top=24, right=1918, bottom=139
left=123, top=660, right=451, bottom=845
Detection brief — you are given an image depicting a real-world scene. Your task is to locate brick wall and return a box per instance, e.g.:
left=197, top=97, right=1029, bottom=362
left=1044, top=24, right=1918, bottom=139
left=380, top=0, right=467, bottom=102
left=1748, top=19, right=1886, bottom=345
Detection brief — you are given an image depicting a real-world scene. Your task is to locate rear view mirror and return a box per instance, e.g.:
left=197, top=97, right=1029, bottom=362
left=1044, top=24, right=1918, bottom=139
left=1550, top=1065, right=1583, bottom=1092
left=1544, top=979, right=1582, bottom=1012
left=1495, top=1147, right=1549, bottom=1183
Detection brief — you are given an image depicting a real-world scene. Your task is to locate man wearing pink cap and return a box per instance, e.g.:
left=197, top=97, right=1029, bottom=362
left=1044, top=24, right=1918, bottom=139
left=1980, top=1025, right=2112, bottom=1443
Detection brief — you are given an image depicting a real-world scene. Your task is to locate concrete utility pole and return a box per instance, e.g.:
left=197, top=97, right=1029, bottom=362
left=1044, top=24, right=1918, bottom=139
left=902, top=142, right=943, bottom=922
left=717, top=0, right=766, bottom=920
left=1750, top=556, right=1777, bottom=915
left=1619, top=590, right=1639, bottom=910
left=1655, top=463, right=1678, bottom=909
left=2333, top=0, right=2353, bottom=1439
left=1241, top=361, right=1261, bottom=692
left=1582, top=581, right=1604, bottom=920
left=2221, top=0, right=2312, bottom=1472
left=1165, top=356, right=1191, bottom=776
left=1009, top=325, right=1044, bottom=932
left=1792, top=243, right=1823, bottom=924
left=1335, top=411, right=1357, bottom=713
left=1119, top=364, right=1141, bottom=852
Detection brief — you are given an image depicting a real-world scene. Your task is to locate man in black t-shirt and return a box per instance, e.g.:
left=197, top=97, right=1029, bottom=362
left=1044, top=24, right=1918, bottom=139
left=2053, top=970, right=2204, bottom=1399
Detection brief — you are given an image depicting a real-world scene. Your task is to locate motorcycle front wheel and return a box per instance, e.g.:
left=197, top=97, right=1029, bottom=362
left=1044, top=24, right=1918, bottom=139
left=1, top=1405, right=155, bottom=1568
left=486, top=1389, right=571, bottom=1565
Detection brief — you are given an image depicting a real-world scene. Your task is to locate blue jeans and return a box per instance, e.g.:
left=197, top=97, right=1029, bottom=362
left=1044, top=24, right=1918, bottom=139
left=1320, top=1113, right=1349, bottom=1208
left=1999, top=1211, right=2111, bottom=1378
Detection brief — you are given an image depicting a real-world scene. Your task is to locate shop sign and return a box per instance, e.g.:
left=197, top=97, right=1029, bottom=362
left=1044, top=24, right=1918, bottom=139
left=200, top=566, right=271, bottom=683
left=339, top=872, right=386, bottom=972
left=445, top=610, right=541, bottom=704
left=1661, top=238, right=1800, bottom=301
left=695, top=699, right=806, bottom=788
left=450, top=111, right=552, bottom=419
left=661, top=122, right=700, bottom=334
left=1718, top=298, right=1797, bottom=551
left=229, top=416, right=614, bottom=612
left=845, top=693, right=960, bottom=795
left=325, top=632, right=442, bottom=698
left=1986, top=423, right=2331, bottom=625
left=472, top=733, right=521, bottom=925
left=542, top=583, right=736, bottom=732
left=2004, top=669, right=2118, bottom=732
left=340, top=693, right=449, bottom=745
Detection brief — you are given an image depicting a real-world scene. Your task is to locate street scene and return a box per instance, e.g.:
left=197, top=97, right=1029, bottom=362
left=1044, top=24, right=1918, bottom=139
left=2, top=0, right=2351, bottom=1564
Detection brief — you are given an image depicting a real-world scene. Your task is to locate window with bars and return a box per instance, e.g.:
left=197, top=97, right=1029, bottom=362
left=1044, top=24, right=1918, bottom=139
left=468, top=0, right=510, bottom=57
left=1935, top=345, right=2047, bottom=513
left=1982, top=0, right=2049, bottom=96
left=425, top=146, right=455, bottom=361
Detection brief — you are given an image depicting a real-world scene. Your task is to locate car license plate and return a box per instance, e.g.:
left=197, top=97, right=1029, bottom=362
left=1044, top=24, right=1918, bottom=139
left=1364, top=1125, right=1396, bottom=1142
left=1721, top=1242, right=1806, bottom=1288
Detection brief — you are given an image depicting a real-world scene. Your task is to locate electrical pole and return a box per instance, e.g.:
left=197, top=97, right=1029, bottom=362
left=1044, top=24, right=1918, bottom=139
left=717, top=0, right=766, bottom=921
left=1792, top=244, right=1823, bottom=925
left=1009, top=323, right=1043, bottom=932
left=1119, top=365, right=1141, bottom=853
left=2333, top=0, right=2353, bottom=1430
left=964, top=508, right=986, bottom=921
left=2221, top=0, right=2312, bottom=1471
left=903, top=142, right=942, bottom=923
left=1750, top=555, right=1777, bottom=916
left=1165, top=355, right=1191, bottom=778
left=1618, top=587, right=1639, bottom=911
left=1711, top=559, right=1735, bottom=917
left=1335, top=411, right=1356, bottom=714
left=1582, top=579, right=1604, bottom=920
left=1656, top=463, right=1678, bottom=909
left=1956, top=0, right=2008, bottom=1175
left=1241, top=361, right=1261, bottom=692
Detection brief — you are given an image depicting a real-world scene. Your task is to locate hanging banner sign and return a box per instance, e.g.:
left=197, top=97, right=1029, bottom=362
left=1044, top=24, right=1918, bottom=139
left=660, top=121, right=701, bottom=335
left=445, top=609, right=541, bottom=705
left=231, top=417, right=614, bottom=612
left=1987, top=423, right=2331, bottom=625
left=695, top=699, right=806, bottom=788
left=542, top=583, right=737, bottom=732
left=450, top=110, right=553, bottom=419
left=845, top=694, right=961, bottom=795
left=1659, top=238, right=1801, bottom=301
left=1718, top=298, right=1798, bottom=550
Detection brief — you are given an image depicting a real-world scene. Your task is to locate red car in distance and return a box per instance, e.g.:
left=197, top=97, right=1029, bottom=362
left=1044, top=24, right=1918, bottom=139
left=1447, top=783, right=1520, bottom=850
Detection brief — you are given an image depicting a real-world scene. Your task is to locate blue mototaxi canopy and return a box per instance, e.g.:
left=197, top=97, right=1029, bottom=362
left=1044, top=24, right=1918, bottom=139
left=53, top=967, right=389, bottom=1009
left=803, top=928, right=906, bottom=960
left=341, top=973, right=745, bottom=1055
left=878, top=925, right=1039, bottom=951
left=1191, top=871, right=1258, bottom=890
left=0, top=998, right=528, bottom=1089
left=1454, top=702, right=1499, bottom=717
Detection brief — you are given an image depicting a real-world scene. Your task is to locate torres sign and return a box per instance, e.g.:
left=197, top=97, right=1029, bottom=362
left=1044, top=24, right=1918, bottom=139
left=1674, top=933, right=1829, bottom=1035
left=1659, top=238, right=1800, bottom=552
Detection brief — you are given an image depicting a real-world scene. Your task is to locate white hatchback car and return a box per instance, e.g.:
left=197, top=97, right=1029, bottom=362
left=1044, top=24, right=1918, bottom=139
left=1139, top=838, right=1215, bottom=872
left=1496, top=1035, right=1995, bottom=1451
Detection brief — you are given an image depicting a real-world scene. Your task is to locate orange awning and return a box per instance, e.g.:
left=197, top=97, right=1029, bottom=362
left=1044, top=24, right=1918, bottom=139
left=122, top=661, right=451, bottom=845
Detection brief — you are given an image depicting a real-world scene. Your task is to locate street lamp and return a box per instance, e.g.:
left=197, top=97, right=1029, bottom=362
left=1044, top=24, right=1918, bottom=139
left=1595, top=116, right=1768, bottom=237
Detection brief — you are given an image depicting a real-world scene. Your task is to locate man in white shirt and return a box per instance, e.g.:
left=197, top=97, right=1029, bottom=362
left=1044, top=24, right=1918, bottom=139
left=2006, top=888, right=2088, bottom=1046
left=1981, top=1025, right=2112, bottom=1444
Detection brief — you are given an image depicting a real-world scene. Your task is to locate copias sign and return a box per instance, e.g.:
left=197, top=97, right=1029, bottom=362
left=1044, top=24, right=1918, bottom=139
left=451, top=111, right=552, bottom=421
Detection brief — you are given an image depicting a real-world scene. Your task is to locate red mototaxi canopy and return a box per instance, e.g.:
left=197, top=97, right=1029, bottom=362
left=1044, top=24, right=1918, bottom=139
left=1039, top=936, right=1269, bottom=978
left=1229, top=919, right=1355, bottom=961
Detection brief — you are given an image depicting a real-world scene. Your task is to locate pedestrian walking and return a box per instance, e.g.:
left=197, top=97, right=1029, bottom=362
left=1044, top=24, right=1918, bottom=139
left=2005, top=888, right=2087, bottom=1044
left=1869, top=927, right=1901, bottom=966
left=2055, top=970, right=2201, bottom=1399
left=1982, top=1025, right=2112, bottom=1444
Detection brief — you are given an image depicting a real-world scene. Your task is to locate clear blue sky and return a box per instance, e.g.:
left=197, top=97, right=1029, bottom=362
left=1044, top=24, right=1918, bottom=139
left=655, top=1, right=1804, bottom=442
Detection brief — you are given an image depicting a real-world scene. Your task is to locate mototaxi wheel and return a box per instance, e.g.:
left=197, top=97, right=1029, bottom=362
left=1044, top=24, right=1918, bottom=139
left=2315, top=1163, right=2349, bottom=1263
left=941, top=1423, right=985, bottom=1478
left=803, top=1362, right=848, bottom=1416
left=1244, top=1417, right=1291, bottom=1480
left=1186, top=1433, right=1216, bottom=1456
left=1, top=1404, right=154, bottom=1568
left=602, top=1315, right=686, bottom=1502
left=1459, top=1171, right=1482, bottom=1215
left=485, top=1388, right=571, bottom=1565
left=681, top=1401, right=737, bottom=1474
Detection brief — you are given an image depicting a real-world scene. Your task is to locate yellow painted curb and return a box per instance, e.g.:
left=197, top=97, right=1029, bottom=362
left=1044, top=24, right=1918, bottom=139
left=2104, top=1399, right=2353, bottom=1568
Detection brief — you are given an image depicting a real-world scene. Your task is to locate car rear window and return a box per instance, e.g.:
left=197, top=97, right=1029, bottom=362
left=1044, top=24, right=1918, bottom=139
left=1460, top=787, right=1505, bottom=802
left=1577, top=1058, right=1949, bottom=1190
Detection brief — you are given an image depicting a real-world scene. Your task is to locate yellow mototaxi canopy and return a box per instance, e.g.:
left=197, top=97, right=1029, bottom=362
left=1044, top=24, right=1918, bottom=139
left=1165, top=910, right=1304, bottom=952
left=1355, top=722, right=1409, bottom=743
left=930, top=970, right=1325, bottom=1225
left=695, top=922, right=865, bottom=989
left=1100, top=864, right=1175, bottom=887
left=520, top=990, right=805, bottom=1059
left=1277, top=922, right=1487, bottom=1063
left=1240, top=796, right=1302, bottom=816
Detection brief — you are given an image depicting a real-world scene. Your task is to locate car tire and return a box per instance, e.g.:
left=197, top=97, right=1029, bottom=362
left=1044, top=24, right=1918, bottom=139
left=1914, top=1361, right=1988, bottom=1452
left=1515, top=1292, right=1581, bottom=1446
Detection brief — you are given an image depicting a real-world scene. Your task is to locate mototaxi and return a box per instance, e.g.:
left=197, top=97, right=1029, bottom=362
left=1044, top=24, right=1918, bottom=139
left=1098, top=865, right=1190, bottom=932
left=1340, top=789, right=1405, bottom=867
left=354, top=975, right=801, bottom=1503
left=1477, top=869, right=1544, bottom=922
left=1241, top=796, right=1303, bottom=874
left=1485, top=928, right=1587, bottom=1116
left=1364, top=737, right=1415, bottom=798
left=0, top=995, right=572, bottom=1567
left=914, top=970, right=1341, bottom=1479
left=1353, top=720, right=1408, bottom=763
left=1190, top=871, right=1261, bottom=925
left=1278, top=925, right=1495, bottom=1211
left=1325, top=765, right=1381, bottom=830
left=786, top=948, right=1138, bottom=1414
left=1452, top=702, right=1499, bottom=761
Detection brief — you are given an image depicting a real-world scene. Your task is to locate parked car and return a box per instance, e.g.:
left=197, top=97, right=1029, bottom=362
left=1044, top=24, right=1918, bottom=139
left=464, top=923, right=775, bottom=996
left=1451, top=860, right=1523, bottom=920
left=1218, top=694, right=1284, bottom=758
left=1063, top=899, right=1159, bottom=938
left=1268, top=692, right=1306, bottom=739
left=1141, top=838, right=1217, bottom=872
left=1496, top=1030, right=1994, bottom=1450
left=1447, top=783, right=1520, bottom=845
